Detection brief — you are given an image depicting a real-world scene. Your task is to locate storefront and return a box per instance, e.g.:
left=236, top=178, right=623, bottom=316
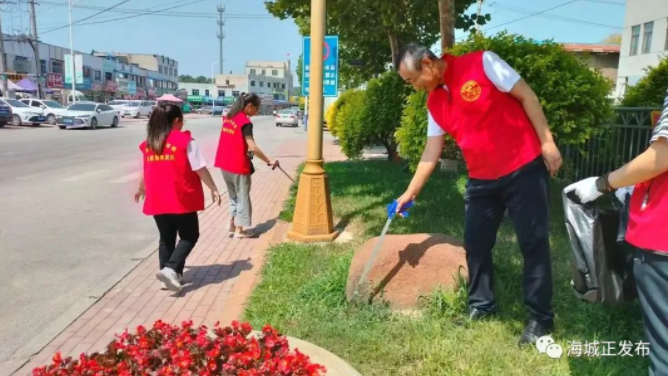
left=46, top=73, right=64, bottom=102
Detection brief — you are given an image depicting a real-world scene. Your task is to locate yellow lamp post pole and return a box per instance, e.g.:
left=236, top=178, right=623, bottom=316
left=287, top=0, right=338, bottom=242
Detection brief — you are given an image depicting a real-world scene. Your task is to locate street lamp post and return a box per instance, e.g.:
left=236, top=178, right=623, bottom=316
left=68, top=0, right=76, bottom=104
left=211, top=61, right=219, bottom=116
left=287, top=0, right=338, bottom=242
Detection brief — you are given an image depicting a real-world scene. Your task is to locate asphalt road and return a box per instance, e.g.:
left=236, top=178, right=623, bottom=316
left=0, top=115, right=304, bottom=363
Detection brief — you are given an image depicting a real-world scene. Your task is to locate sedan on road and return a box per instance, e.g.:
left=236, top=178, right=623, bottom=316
left=56, top=103, right=120, bottom=130
left=275, top=109, right=299, bottom=127
left=120, top=101, right=152, bottom=118
left=0, top=98, right=46, bottom=126
left=108, top=100, right=130, bottom=112
left=20, top=98, right=68, bottom=125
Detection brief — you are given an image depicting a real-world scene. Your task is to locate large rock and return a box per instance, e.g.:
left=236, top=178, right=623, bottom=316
left=345, top=234, right=468, bottom=309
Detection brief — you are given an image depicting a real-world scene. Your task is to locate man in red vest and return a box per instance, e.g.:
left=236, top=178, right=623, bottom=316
left=567, top=86, right=668, bottom=375
left=394, top=44, right=563, bottom=346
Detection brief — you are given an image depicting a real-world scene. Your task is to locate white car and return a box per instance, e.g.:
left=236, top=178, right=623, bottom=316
left=275, top=109, right=299, bottom=127
left=120, top=100, right=152, bottom=118
left=56, top=103, right=120, bottom=130
left=0, top=98, right=46, bottom=126
left=20, top=98, right=68, bottom=125
left=108, top=100, right=129, bottom=112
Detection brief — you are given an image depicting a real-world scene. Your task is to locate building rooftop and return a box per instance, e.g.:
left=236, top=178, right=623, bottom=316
left=561, top=43, right=621, bottom=53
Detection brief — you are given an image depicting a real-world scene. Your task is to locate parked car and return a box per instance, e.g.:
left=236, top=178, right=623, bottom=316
left=20, top=98, right=68, bottom=125
left=196, top=106, right=213, bottom=115
left=119, top=100, right=152, bottom=118
left=275, top=109, right=299, bottom=127
left=0, top=98, right=46, bottom=126
left=56, top=103, right=120, bottom=130
left=0, top=101, right=12, bottom=128
left=108, top=100, right=130, bottom=112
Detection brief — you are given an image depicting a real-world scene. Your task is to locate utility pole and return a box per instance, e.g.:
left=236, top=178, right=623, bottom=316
left=476, top=0, right=485, bottom=32
left=216, top=3, right=225, bottom=75
left=29, top=0, right=43, bottom=98
left=0, top=4, right=9, bottom=96
left=68, top=0, right=76, bottom=104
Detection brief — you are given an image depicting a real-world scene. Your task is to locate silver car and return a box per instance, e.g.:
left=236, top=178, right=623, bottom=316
left=275, top=109, right=299, bottom=127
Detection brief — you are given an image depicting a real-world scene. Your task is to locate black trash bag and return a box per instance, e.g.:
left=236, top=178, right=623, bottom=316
left=562, top=189, right=637, bottom=304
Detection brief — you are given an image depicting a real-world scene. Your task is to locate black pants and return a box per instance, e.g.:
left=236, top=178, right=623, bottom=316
left=153, top=212, right=200, bottom=275
left=464, top=157, right=554, bottom=327
left=634, top=249, right=668, bottom=376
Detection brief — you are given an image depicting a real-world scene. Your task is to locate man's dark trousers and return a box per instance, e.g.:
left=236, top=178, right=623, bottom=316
left=464, top=157, right=554, bottom=327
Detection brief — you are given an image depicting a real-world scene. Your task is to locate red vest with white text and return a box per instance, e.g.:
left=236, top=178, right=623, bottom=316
left=427, top=52, right=542, bottom=179
left=214, top=112, right=252, bottom=175
left=626, top=172, right=668, bottom=253
left=140, top=130, right=204, bottom=215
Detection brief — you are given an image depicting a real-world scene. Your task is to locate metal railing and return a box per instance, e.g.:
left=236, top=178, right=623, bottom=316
left=560, top=107, right=662, bottom=182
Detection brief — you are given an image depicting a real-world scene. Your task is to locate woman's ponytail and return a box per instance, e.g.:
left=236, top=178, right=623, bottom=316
left=147, top=103, right=183, bottom=153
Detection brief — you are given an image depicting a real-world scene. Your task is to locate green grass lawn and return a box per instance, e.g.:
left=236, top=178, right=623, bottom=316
left=244, top=160, right=647, bottom=376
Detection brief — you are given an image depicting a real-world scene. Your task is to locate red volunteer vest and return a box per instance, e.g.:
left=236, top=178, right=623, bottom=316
left=427, top=52, right=542, bottom=179
left=626, top=172, right=668, bottom=253
left=140, top=130, right=204, bottom=216
left=214, top=112, right=252, bottom=175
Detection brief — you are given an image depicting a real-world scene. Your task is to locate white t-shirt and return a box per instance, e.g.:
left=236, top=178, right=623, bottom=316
left=187, top=140, right=207, bottom=171
left=427, top=51, right=522, bottom=137
left=651, top=87, right=668, bottom=143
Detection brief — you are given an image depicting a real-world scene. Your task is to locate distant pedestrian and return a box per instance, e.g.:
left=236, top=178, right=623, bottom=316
left=134, top=103, right=221, bottom=292
left=215, top=93, right=278, bottom=239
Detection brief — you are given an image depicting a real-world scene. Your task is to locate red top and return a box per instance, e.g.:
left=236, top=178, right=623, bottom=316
left=427, top=52, right=542, bottom=179
left=140, top=130, right=204, bottom=215
left=214, top=112, right=252, bottom=175
left=626, top=172, right=668, bottom=252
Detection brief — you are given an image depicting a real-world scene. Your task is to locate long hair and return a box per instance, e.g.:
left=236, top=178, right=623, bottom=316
left=226, top=92, right=261, bottom=119
left=146, top=103, right=183, bottom=154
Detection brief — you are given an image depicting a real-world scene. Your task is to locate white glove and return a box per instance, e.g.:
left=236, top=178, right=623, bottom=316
left=564, top=177, right=604, bottom=204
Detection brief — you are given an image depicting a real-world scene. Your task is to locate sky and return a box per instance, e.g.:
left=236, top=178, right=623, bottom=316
left=1, top=0, right=626, bottom=84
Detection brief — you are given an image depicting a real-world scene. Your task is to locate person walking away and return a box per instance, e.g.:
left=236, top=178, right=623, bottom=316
left=135, top=104, right=221, bottom=292
left=393, top=44, right=563, bottom=346
left=215, top=93, right=278, bottom=239
left=566, top=86, right=668, bottom=375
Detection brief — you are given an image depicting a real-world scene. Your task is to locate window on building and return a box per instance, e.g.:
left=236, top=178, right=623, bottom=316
left=630, top=25, right=640, bottom=56
left=260, top=81, right=264, bottom=87
left=282, top=83, right=286, bottom=89
left=14, top=56, right=29, bottom=73
left=218, top=90, right=224, bottom=97
left=250, top=69, right=256, bottom=75
left=192, top=89, right=200, bottom=96
left=205, top=89, right=210, bottom=96
left=159, top=66, right=163, bottom=74
left=40, top=60, right=47, bottom=75
left=262, top=69, right=266, bottom=75
left=95, top=71, right=102, bottom=81
left=175, top=69, right=178, bottom=76
left=642, top=21, right=654, bottom=54
left=51, top=60, right=63, bottom=74
left=251, top=80, right=256, bottom=87
left=105, top=72, right=112, bottom=81
left=226, top=80, right=230, bottom=85
left=272, top=69, right=278, bottom=76
left=232, top=91, right=240, bottom=97
left=83, top=67, right=91, bottom=78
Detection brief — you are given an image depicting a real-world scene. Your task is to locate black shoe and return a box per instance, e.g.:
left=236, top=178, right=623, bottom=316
left=468, top=307, right=498, bottom=321
left=518, top=319, right=553, bottom=347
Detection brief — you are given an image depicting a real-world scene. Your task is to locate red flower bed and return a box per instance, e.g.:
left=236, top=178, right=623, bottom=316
left=33, top=321, right=326, bottom=376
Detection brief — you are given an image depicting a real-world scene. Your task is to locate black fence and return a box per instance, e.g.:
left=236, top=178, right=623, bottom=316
left=560, top=107, right=662, bottom=182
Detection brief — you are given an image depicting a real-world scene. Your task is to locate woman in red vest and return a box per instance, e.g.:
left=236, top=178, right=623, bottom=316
left=134, top=104, right=221, bottom=292
left=215, top=93, right=278, bottom=238
left=567, top=87, right=668, bottom=375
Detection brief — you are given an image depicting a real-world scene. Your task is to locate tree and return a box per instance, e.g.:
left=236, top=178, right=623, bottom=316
left=601, top=33, right=622, bottom=45
left=438, top=0, right=455, bottom=52
left=178, top=75, right=212, bottom=84
left=296, top=53, right=303, bottom=88
left=178, top=74, right=195, bottom=83
left=265, top=0, right=487, bottom=86
left=621, top=56, right=668, bottom=107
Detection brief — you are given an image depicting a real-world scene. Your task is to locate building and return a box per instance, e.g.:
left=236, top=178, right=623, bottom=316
left=562, top=43, right=620, bottom=84
left=215, top=73, right=249, bottom=95
left=0, top=34, right=178, bottom=102
left=177, top=82, right=237, bottom=107
left=92, top=52, right=179, bottom=80
left=244, top=61, right=293, bottom=101
left=615, top=0, right=668, bottom=99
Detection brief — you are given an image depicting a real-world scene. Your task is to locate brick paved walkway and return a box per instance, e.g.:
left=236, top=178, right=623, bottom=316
left=11, top=135, right=344, bottom=375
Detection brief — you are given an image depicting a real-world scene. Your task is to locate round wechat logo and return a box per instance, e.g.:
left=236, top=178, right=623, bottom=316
left=537, top=335, right=563, bottom=359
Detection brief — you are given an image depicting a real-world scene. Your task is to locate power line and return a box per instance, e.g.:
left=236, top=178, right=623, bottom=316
left=489, top=2, right=621, bottom=30
left=579, top=0, right=625, bottom=6
left=40, top=0, right=133, bottom=35
left=458, top=0, right=578, bottom=40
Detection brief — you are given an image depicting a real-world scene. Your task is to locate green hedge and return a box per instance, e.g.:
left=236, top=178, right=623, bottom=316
left=621, top=56, right=668, bottom=107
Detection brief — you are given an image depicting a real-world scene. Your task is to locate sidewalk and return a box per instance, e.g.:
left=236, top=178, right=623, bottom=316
left=8, top=135, right=344, bottom=375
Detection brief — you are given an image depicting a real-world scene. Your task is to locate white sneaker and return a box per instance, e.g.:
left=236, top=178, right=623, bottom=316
left=156, top=268, right=182, bottom=292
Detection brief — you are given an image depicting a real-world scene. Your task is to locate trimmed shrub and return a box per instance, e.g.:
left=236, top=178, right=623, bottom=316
left=621, top=56, right=668, bottom=107
left=336, top=90, right=368, bottom=159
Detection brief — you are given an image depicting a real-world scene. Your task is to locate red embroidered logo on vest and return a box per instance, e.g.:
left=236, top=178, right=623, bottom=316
left=461, top=80, right=482, bottom=102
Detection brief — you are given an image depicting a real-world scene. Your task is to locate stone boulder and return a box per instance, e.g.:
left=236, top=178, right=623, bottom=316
left=345, top=234, right=468, bottom=309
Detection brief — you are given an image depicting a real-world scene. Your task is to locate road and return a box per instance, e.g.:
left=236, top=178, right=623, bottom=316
left=0, top=115, right=304, bottom=363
